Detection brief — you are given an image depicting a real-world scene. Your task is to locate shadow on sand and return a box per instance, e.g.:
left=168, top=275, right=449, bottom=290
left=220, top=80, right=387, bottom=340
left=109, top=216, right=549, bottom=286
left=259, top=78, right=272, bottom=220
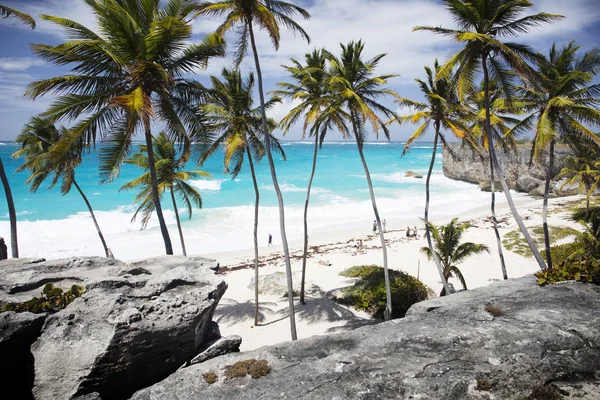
left=215, top=298, right=278, bottom=325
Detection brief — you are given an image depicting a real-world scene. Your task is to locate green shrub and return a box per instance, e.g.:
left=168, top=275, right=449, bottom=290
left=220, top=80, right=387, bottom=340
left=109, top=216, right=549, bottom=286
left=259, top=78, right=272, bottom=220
left=535, top=258, right=600, bottom=286
left=224, top=359, right=271, bottom=380
left=545, top=241, right=584, bottom=264
left=337, top=265, right=433, bottom=319
left=1, top=283, right=85, bottom=314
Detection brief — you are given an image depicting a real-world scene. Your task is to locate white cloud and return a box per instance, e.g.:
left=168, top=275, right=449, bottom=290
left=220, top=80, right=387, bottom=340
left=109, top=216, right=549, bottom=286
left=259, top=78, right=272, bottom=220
left=0, top=57, right=46, bottom=71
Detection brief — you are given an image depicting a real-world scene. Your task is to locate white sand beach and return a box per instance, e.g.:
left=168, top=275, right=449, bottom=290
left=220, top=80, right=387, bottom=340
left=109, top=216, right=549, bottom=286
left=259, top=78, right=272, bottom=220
left=205, top=194, right=584, bottom=351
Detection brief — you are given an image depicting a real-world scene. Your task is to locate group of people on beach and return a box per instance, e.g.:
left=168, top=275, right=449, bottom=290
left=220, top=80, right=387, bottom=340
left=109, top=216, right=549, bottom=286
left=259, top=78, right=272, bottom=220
left=406, top=226, right=419, bottom=239
left=372, top=219, right=386, bottom=234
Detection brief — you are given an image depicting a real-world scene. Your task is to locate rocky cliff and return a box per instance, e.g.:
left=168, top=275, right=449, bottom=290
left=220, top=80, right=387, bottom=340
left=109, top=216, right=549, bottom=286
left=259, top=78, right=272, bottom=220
left=442, top=143, right=578, bottom=196
left=0, top=256, right=228, bottom=400
left=133, top=276, right=600, bottom=399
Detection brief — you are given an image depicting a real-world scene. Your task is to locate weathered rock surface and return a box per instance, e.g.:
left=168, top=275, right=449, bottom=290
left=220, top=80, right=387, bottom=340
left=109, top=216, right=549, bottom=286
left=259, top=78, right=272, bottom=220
left=443, top=143, right=575, bottom=196
left=189, top=335, right=242, bottom=365
left=0, top=256, right=226, bottom=400
left=405, top=170, right=423, bottom=179
left=133, top=276, right=600, bottom=400
left=0, top=311, right=45, bottom=400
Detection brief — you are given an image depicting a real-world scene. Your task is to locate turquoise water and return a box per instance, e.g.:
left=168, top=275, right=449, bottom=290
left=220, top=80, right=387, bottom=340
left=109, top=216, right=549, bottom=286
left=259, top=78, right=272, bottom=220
left=0, top=141, right=511, bottom=259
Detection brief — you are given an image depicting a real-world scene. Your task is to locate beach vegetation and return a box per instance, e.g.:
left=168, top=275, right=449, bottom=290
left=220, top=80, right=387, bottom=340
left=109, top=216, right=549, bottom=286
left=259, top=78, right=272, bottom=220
left=203, top=371, right=218, bottom=384
left=503, top=225, right=579, bottom=259
left=194, top=0, right=311, bottom=341
left=416, top=0, right=563, bottom=272
left=484, top=304, right=505, bottom=317
left=508, top=41, right=600, bottom=270
left=274, top=48, right=348, bottom=305
left=391, top=60, right=471, bottom=295
left=224, top=359, right=271, bottom=380
left=121, top=132, right=208, bottom=256
left=556, top=156, right=600, bottom=218
left=12, top=117, right=113, bottom=258
left=25, top=0, right=227, bottom=256
left=421, top=218, right=489, bottom=296
left=2, top=283, right=84, bottom=314
left=326, top=40, right=401, bottom=320
left=198, top=67, right=284, bottom=326
left=337, top=265, right=432, bottom=319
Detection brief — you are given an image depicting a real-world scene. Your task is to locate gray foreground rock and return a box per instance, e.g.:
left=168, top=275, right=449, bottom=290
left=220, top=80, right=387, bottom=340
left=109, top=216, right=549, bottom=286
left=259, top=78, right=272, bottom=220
left=189, top=335, right=242, bottom=365
left=133, top=276, right=600, bottom=400
left=0, top=256, right=226, bottom=400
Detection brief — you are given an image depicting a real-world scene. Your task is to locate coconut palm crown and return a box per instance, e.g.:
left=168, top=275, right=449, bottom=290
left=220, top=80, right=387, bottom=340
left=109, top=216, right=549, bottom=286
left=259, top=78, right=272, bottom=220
left=25, top=0, right=226, bottom=255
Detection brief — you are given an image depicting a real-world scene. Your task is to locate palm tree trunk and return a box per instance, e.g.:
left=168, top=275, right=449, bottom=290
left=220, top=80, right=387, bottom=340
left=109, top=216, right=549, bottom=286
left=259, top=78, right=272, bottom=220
left=300, top=133, right=319, bottom=304
left=248, top=22, right=297, bottom=340
left=426, top=129, right=451, bottom=295
left=488, top=144, right=508, bottom=279
left=170, top=187, right=186, bottom=256
left=542, top=139, right=555, bottom=269
left=144, top=126, right=173, bottom=255
left=246, top=145, right=261, bottom=326
left=482, top=55, right=547, bottom=270
left=72, top=177, right=112, bottom=258
left=350, top=113, right=392, bottom=320
left=586, top=197, right=590, bottom=219
left=0, top=158, right=18, bottom=258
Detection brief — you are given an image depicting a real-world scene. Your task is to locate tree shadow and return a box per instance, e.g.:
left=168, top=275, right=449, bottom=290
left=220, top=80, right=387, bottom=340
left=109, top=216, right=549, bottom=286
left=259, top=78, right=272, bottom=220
left=215, top=299, right=277, bottom=325
left=325, top=318, right=381, bottom=333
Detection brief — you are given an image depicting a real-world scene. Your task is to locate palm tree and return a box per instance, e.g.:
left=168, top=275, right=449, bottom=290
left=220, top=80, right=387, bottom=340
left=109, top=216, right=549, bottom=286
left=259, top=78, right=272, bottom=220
left=467, top=80, right=526, bottom=280
left=0, top=158, right=17, bottom=258
left=421, top=218, right=489, bottom=296
left=392, top=60, right=471, bottom=295
left=0, top=4, right=35, bottom=28
left=197, top=68, right=285, bottom=326
left=0, top=2, right=36, bottom=259
left=326, top=40, right=401, bottom=320
left=415, top=0, right=563, bottom=271
left=121, top=132, right=208, bottom=256
left=12, top=117, right=113, bottom=258
left=556, top=156, right=600, bottom=218
left=193, top=0, right=311, bottom=340
left=273, top=48, right=348, bottom=304
left=509, top=41, right=600, bottom=269
left=25, top=0, right=226, bottom=256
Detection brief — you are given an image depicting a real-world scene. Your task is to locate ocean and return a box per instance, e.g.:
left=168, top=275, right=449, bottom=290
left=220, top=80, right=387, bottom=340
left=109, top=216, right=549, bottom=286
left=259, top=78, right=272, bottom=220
left=0, top=141, right=521, bottom=260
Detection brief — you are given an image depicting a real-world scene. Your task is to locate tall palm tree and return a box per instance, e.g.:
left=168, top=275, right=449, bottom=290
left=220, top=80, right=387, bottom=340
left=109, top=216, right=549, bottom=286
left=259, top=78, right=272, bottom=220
left=0, top=158, right=17, bottom=258
left=25, top=0, right=226, bottom=256
left=0, top=4, right=35, bottom=28
left=193, top=0, right=311, bottom=340
left=509, top=42, right=600, bottom=269
left=415, top=0, right=563, bottom=271
left=198, top=68, right=285, bottom=326
left=0, top=2, right=36, bottom=259
left=392, top=60, right=471, bottom=295
left=273, top=48, right=348, bottom=304
left=421, top=218, right=489, bottom=296
left=12, top=117, right=113, bottom=258
left=326, top=40, right=401, bottom=320
left=556, top=156, right=600, bottom=218
left=467, top=80, right=526, bottom=280
left=121, top=132, right=208, bottom=256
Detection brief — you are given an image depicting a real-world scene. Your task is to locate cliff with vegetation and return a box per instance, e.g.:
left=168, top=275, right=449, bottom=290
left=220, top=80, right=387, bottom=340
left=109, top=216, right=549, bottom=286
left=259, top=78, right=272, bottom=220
left=442, top=143, right=577, bottom=196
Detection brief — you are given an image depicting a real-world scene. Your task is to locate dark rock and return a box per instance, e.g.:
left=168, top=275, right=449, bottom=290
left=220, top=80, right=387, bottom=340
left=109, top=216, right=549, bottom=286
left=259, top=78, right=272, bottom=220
left=443, top=144, right=575, bottom=196
left=189, top=335, right=242, bottom=365
left=0, top=256, right=226, bottom=400
left=132, top=276, right=600, bottom=400
left=0, top=311, right=45, bottom=400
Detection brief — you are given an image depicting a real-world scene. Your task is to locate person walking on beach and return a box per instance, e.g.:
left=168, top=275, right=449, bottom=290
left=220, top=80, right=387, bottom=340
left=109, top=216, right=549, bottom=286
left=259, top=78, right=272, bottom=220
left=268, top=234, right=273, bottom=247
left=413, top=226, right=418, bottom=239
left=372, top=220, right=377, bottom=234
left=406, top=226, right=411, bottom=238
left=383, top=219, right=387, bottom=232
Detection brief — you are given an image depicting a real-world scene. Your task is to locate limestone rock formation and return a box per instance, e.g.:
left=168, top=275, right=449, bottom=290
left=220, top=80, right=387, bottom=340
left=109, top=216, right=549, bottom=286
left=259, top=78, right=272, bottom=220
left=189, top=335, right=242, bottom=366
left=442, top=143, right=574, bottom=196
left=133, top=276, right=600, bottom=400
left=0, top=256, right=226, bottom=400
left=405, top=170, right=423, bottom=179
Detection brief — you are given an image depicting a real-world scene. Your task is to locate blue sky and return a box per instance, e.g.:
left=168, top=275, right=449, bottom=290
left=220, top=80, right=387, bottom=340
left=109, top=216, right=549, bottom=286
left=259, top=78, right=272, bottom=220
left=1, top=0, right=599, bottom=142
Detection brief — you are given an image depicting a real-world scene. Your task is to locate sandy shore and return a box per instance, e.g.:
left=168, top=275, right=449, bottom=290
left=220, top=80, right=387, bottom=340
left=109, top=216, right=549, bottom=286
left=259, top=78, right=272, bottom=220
left=203, top=194, right=583, bottom=351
